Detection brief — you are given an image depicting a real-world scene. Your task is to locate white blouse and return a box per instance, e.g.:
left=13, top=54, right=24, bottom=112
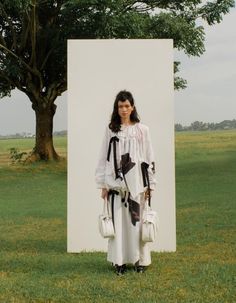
left=95, top=122, right=157, bottom=199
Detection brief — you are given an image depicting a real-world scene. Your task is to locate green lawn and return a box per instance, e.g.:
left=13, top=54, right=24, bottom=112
left=0, top=131, right=235, bottom=303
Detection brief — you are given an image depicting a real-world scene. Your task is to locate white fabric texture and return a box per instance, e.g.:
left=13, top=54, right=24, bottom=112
left=95, top=122, right=157, bottom=198
left=107, top=191, right=151, bottom=266
left=95, top=122, right=157, bottom=266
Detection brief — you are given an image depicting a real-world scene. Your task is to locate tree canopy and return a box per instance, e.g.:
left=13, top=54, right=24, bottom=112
left=0, top=0, right=234, bottom=160
left=0, top=0, right=234, bottom=98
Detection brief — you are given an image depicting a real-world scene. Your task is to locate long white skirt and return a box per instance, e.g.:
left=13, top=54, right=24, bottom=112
left=107, top=188, right=151, bottom=266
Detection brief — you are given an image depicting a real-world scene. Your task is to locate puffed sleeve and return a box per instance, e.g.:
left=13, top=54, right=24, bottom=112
left=95, top=125, right=110, bottom=189
left=146, top=126, right=157, bottom=190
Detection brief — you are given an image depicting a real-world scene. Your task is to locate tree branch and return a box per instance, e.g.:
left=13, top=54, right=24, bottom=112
left=0, top=2, right=17, bottom=50
left=46, top=79, right=66, bottom=105
left=55, top=80, right=67, bottom=96
left=0, top=43, right=44, bottom=92
left=119, top=1, right=143, bottom=14
left=19, top=13, right=31, bottom=54
left=40, top=47, right=55, bottom=71
left=0, top=43, right=37, bottom=75
left=29, top=0, right=37, bottom=68
left=0, top=32, right=6, bottom=47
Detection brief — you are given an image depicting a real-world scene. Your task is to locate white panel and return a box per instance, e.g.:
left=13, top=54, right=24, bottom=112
left=68, top=39, right=176, bottom=252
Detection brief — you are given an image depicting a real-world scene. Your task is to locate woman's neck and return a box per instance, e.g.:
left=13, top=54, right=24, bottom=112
left=121, top=118, right=133, bottom=125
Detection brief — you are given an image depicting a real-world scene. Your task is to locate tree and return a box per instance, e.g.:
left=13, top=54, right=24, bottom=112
left=175, top=123, right=183, bottom=131
left=0, top=0, right=234, bottom=160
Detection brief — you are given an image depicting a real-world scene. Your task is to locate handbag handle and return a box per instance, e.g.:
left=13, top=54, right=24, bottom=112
left=144, top=198, right=150, bottom=211
left=103, top=196, right=111, bottom=217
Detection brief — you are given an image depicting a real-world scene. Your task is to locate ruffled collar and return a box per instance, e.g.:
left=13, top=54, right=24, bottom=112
left=119, top=122, right=143, bottom=141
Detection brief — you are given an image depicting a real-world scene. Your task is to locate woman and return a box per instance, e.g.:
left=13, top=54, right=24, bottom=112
left=95, top=90, right=157, bottom=276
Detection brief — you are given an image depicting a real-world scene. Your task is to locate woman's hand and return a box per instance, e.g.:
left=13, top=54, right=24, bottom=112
left=101, top=188, right=108, bottom=200
left=144, top=188, right=153, bottom=200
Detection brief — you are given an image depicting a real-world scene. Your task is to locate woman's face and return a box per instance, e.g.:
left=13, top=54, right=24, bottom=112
left=118, top=100, right=134, bottom=119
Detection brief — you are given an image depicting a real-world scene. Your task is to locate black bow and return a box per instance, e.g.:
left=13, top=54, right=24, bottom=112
left=108, top=189, right=119, bottom=229
left=120, top=153, right=136, bottom=175
left=107, top=136, right=123, bottom=180
left=141, top=162, right=151, bottom=206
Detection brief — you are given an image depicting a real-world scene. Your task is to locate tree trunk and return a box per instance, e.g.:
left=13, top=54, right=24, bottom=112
left=27, top=104, right=60, bottom=161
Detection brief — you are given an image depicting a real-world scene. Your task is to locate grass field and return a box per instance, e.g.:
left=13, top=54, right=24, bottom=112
left=0, top=131, right=235, bottom=303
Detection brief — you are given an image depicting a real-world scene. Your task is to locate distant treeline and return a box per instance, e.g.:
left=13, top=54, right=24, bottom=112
left=0, top=130, right=67, bottom=139
left=1, top=120, right=235, bottom=139
left=53, top=130, right=67, bottom=136
left=175, top=119, right=236, bottom=131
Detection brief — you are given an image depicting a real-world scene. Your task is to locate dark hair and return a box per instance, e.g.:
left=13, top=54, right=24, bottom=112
left=109, top=90, right=140, bottom=133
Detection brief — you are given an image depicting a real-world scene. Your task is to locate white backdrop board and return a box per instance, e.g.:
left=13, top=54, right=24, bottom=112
left=67, top=39, right=176, bottom=252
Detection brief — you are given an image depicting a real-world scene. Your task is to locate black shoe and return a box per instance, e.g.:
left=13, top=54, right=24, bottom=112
left=122, top=264, right=127, bottom=273
left=115, top=264, right=126, bottom=276
left=134, top=265, right=145, bottom=273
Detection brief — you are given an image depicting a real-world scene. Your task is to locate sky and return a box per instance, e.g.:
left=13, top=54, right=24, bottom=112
left=0, top=7, right=235, bottom=135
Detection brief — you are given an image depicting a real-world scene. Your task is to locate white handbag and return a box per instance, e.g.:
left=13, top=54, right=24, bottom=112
left=98, top=196, right=115, bottom=238
left=141, top=200, right=159, bottom=243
